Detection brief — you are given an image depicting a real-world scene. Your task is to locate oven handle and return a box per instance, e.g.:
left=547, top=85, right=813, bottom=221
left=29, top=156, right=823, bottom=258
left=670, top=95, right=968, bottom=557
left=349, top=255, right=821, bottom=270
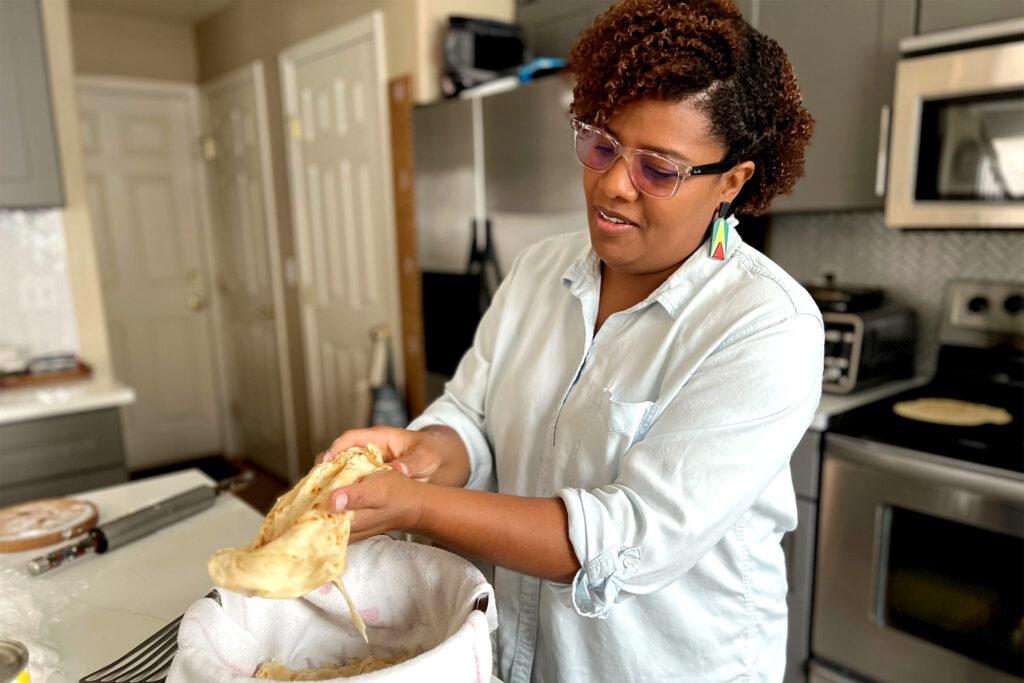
left=827, top=434, right=1024, bottom=503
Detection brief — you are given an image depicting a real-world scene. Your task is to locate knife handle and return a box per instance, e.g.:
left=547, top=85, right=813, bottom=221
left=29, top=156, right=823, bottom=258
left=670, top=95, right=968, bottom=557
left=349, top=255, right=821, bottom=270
left=93, top=486, right=216, bottom=552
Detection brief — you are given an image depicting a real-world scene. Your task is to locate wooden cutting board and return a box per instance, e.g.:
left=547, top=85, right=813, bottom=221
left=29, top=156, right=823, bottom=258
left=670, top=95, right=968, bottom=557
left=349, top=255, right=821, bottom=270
left=0, top=498, right=98, bottom=552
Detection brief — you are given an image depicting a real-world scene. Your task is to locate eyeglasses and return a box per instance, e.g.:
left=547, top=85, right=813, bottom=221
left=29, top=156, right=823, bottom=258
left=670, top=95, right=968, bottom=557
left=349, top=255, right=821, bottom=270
left=572, top=119, right=734, bottom=198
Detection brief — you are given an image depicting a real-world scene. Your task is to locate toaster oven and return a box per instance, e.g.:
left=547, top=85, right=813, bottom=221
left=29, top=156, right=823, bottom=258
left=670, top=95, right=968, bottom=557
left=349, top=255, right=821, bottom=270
left=806, top=279, right=917, bottom=394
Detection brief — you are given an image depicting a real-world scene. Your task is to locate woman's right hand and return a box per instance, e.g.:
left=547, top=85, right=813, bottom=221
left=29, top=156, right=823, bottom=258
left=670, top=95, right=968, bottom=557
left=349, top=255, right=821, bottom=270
left=317, top=425, right=469, bottom=486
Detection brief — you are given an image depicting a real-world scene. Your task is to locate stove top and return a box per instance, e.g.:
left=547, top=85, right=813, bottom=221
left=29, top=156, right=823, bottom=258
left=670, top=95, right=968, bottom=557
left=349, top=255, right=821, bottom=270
left=828, top=279, right=1024, bottom=475
left=828, top=379, right=1024, bottom=474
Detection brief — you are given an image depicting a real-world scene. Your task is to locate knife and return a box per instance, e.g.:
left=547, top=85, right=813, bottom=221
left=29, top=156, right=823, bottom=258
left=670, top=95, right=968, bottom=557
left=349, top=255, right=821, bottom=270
left=26, top=470, right=254, bottom=576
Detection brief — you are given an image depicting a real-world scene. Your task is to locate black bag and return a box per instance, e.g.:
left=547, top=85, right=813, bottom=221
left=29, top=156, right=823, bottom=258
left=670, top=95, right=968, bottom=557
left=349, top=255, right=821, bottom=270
left=422, top=219, right=501, bottom=377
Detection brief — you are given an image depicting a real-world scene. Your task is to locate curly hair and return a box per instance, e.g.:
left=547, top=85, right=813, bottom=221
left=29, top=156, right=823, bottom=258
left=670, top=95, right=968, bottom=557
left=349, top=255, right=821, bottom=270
left=568, top=0, right=814, bottom=215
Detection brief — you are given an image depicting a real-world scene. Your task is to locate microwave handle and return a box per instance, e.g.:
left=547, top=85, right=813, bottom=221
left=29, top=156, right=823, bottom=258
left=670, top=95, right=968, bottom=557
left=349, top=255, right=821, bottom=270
left=875, top=104, right=891, bottom=198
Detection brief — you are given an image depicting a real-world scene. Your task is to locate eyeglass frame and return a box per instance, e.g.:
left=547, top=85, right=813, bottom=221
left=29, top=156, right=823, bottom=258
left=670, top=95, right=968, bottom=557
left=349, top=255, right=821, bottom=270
left=571, top=118, right=735, bottom=198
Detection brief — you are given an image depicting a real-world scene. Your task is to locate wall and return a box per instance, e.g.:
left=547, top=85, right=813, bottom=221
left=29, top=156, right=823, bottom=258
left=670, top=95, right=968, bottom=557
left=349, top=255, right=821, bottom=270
left=766, top=211, right=1024, bottom=375
left=38, top=0, right=114, bottom=379
left=69, top=8, right=199, bottom=81
left=0, top=210, right=79, bottom=359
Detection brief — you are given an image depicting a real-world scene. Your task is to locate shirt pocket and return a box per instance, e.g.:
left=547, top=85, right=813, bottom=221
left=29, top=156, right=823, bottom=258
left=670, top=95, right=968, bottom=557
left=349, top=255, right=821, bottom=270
left=571, top=388, right=658, bottom=489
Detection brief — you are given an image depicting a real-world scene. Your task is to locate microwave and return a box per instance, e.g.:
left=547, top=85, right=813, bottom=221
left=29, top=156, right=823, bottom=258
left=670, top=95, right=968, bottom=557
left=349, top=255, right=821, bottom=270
left=884, top=18, right=1024, bottom=229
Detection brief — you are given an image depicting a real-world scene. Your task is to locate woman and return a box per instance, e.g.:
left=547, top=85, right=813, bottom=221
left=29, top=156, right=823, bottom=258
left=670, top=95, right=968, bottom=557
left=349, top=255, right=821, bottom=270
left=321, top=0, right=821, bottom=680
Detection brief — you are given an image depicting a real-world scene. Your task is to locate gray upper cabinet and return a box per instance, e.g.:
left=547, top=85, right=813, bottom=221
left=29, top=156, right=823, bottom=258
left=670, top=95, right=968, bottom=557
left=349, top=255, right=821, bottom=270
left=757, top=0, right=915, bottom=213
left=517, top=0, right=614, bottom=59
left=0, top=0, right=64, bottom=208
left=918, top=0, right=1024, bottom=33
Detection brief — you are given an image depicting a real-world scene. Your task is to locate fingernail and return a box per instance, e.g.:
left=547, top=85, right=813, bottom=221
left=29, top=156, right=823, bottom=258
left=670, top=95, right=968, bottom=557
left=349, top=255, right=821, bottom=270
left=332, top=492, right=348, bottom=512
left=395, top=462, right=408, bottom=476
left=324, top=452, right=336, bottom=462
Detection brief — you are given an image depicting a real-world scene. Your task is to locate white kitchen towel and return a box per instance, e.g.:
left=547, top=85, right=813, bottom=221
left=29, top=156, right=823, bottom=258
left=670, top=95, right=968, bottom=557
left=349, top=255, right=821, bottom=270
left=169, top=535, right=498, bottom=682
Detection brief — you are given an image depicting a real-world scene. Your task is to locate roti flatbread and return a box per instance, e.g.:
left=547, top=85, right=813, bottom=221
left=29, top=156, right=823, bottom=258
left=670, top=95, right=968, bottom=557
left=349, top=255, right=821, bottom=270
left=208, top=445, right=389, bottom=640
left=893, top=398, right=1012, bottom=427
left=254, top=654, right=410, bottom=680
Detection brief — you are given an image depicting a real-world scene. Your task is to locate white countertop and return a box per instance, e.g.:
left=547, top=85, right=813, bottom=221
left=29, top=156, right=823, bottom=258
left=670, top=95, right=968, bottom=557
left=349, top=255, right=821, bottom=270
left=0, top=469, right=263, bottom=681
left=810, top=376, right=929, bottom=432
left=0, top=376, right=135, bottom=425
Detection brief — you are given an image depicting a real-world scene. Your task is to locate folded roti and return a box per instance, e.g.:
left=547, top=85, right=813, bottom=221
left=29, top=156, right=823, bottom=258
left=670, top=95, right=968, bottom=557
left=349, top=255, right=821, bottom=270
left=208, top=445, right=388, bottom=606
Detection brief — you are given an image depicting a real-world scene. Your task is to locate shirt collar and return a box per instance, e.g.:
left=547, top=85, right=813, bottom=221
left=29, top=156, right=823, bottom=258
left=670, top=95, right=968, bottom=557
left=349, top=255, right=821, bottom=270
left=561, top=217, right=743, bottom=319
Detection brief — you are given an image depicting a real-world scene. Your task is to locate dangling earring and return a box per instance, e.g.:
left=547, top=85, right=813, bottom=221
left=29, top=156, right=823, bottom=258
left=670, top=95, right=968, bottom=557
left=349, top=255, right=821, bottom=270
left=708, top=201, right=731, bottom=261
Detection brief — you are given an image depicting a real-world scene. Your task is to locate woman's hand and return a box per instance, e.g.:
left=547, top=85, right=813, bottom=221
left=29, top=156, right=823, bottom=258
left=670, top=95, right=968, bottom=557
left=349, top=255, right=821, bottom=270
left=331, top=469, right=425, bottom=543
left=318, top=425, right=471, bottom=487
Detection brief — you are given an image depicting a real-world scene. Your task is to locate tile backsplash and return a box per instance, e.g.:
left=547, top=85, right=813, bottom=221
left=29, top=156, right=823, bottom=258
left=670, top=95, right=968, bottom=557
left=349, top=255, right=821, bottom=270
left=766, top=210, right=1024, bottom=375
left=0, top=209, right=80, bottom=361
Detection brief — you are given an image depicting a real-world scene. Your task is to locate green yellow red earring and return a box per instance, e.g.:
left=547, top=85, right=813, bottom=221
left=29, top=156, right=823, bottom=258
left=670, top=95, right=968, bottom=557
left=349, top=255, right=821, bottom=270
left=709, top=201, right=731, bottom=261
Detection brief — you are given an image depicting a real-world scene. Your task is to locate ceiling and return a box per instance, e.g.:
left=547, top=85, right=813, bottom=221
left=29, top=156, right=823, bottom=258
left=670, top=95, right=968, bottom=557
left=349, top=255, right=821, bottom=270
left=70, top=0, right=234, bottom=24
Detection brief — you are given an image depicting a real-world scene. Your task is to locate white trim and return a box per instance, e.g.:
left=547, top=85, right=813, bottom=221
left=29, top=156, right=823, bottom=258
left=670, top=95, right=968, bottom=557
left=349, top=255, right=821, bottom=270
left=278, top=10, right=405, bottom=447
left=75, top=75, right=233, bottom=458
left=200, top=62, right=302, bottom=483
left=369, top=11, right=406, bottom=391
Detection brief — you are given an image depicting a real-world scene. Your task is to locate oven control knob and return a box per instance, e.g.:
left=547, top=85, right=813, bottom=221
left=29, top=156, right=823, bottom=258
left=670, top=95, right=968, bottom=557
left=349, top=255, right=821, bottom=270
left=1005, top=294, right=1024, bottom=315
left=967, top=296, right=989, bottom=313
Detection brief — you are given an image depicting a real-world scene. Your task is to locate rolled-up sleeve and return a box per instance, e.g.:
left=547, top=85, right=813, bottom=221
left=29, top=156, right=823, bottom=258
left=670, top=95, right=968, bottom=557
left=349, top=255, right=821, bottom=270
left=407, top=256, right=525, bottom=492
left=558, top=312, right=823, bottom=618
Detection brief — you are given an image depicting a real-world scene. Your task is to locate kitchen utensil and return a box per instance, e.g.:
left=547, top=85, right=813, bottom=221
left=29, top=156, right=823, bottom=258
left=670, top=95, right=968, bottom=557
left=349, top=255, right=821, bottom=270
left=79, top=590, right=221, bottom=683
left=26, top=471, right=253, bottom=576
left=0, top=498, right=98, bottom=553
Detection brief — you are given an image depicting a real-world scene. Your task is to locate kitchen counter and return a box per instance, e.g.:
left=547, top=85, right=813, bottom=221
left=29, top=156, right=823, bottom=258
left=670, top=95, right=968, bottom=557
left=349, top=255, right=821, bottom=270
left=0, top=376, right=135, bottom=425
left=0, top=469, right=263, bottom=681
left=810, top=376, right=928, bottom=432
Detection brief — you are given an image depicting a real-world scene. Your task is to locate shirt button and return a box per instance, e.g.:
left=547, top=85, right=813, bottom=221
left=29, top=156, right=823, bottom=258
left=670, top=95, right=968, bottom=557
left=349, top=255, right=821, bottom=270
left=623, top=556, right=637, bottom=570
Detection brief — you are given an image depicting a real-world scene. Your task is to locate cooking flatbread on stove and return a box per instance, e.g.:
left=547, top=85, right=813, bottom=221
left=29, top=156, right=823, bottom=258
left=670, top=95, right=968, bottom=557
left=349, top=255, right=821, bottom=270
left=207, top=445, right=389, bottom=639
left=893, top=398, right=1012, bottom=427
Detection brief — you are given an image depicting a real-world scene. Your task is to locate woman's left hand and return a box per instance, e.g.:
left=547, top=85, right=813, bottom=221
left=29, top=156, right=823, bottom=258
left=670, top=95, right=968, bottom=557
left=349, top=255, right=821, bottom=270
left=331, top=469, right=426, bottom=543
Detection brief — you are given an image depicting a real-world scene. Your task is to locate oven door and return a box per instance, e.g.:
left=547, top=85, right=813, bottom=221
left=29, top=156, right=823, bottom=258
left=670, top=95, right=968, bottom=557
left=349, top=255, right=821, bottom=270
left=886, top=39, right=1024, bottom=228
left=813, top=434, right=1024, bottom=683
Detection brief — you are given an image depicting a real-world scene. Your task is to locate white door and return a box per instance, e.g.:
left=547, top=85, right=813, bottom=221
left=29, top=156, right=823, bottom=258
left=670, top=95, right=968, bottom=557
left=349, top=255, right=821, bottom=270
left=201, top=63, right=299, bottom=482
left=280, top=12, right=404, bottom=452
left=78, top=78, right=226, bottom=469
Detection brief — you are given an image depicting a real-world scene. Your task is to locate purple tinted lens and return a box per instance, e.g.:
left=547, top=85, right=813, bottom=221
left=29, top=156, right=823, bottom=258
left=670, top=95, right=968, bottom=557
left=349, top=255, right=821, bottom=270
left=633, top=153, right=680, bottom=196
left=576, top=129, right=617, bottom=170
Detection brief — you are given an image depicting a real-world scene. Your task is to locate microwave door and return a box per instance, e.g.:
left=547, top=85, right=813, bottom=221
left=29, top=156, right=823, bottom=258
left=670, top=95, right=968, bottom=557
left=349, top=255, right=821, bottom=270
left=885, top=38, right=1024, bottom=228
left=932, top=94, right=1024, bottom=202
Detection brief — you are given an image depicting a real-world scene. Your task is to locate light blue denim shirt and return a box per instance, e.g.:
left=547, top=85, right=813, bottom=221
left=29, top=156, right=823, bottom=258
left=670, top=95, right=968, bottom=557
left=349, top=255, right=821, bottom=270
left=408, top=225, right=823, bottom=682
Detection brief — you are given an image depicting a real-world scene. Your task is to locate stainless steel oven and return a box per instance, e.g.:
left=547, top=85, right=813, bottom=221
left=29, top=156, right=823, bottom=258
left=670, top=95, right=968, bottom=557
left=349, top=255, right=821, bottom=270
left=885, top=18, right=1024, bottom=228
left=812, top=434, right=1024, bottom=683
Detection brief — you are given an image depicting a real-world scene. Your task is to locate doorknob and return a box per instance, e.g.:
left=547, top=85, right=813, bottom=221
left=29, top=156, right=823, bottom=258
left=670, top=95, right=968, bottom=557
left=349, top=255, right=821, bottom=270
left=187, top=294, right=207, bottom=311
left=257, top=304, right=275, bottom=320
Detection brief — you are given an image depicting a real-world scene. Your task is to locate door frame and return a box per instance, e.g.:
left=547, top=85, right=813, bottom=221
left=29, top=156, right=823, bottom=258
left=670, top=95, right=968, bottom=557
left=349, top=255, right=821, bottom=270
left=200, top=61, right=301, bottom=483
left=75, top=75, right=233, bottom=461
left=278, top=11, right=405, bottom=447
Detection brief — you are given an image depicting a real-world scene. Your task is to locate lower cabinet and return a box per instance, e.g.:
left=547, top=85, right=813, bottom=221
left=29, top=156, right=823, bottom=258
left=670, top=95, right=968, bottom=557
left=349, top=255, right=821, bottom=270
left=0, top=408, right=128, bottom=506
left=784, top=429, right=824, bottom=683
left=784, top=498, right=819, bottom=683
